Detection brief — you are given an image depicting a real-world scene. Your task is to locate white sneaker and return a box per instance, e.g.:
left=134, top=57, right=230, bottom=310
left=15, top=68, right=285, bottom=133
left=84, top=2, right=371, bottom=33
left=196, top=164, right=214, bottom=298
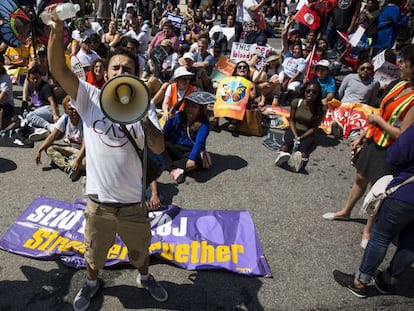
left=289, top=151, right=303, bottom=172
left=170, top=168, right=185, bottom=184
left=274, top=151, right=290, bottom=166
left=29, top=128, right=49, bottom=141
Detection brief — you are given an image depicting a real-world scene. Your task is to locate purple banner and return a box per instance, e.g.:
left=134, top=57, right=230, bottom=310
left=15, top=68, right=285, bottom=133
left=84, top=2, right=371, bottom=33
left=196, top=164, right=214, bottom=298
left=0, top=197, right=272, bottom=277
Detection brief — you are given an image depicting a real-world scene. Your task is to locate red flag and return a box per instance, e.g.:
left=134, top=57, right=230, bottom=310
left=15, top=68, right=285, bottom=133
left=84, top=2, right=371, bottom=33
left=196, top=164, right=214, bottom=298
left=305, top=45, right=320, bottom=81
left=293, top=5, right=320, bottom=31
left=336, top=30, right=349, bottom=43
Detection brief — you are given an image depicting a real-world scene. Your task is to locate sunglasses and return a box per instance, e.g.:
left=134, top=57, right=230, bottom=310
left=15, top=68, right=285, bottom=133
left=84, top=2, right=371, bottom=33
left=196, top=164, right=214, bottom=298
left=305, top=89, right=318, bottom=94
left=360, top=66, right=373, bottom=72
left=237, top=65, right=248, bottom=69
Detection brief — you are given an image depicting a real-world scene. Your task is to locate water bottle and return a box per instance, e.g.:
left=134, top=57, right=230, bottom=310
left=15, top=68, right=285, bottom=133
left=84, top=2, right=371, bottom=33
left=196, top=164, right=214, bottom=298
left=293, top=137, right=300, bottom=151
left=40, top=3, right=80, bottom=25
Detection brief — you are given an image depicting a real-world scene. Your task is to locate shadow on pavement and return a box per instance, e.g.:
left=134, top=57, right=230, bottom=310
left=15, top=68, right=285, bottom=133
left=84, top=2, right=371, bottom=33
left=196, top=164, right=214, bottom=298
left=0, top=158, right=17, bottom=173
left=0, top=263, right=79, bottom=310
left=187, top=153, right=248, bottom=183
left=103, top=270, right=264, bottom=311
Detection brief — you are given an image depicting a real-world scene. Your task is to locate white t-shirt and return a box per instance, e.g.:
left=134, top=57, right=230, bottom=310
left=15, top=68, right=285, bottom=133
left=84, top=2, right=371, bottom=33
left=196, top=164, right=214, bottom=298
left=72, top=80, right=161, bottom=203
left=76, top=49, right=100, bottom=69
left=243, top=0, right=258, bottom=22
left=282, top=56, right=306, bottom=79
left=164, top=84, right=189, bottom=102
left=0, top=74, right=14, bottom=107
left=72, top=29, right=94, bottom=42
left=54, top=114, right=83, bottom=149
left=136, top=31, right=150, bottom=55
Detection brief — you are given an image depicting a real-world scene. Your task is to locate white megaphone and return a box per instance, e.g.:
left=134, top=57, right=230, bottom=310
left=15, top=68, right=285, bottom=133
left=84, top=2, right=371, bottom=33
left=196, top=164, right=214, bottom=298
left=100, top=74, right=149, bottom=124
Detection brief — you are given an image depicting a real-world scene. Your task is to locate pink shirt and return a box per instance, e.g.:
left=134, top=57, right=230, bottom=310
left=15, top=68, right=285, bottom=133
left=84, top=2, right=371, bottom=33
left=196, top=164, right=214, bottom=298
left=150, top=32, right=180, bottom=52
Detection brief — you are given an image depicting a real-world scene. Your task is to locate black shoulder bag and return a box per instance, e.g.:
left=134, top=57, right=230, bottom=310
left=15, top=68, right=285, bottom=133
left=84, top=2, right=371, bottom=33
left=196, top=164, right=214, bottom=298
left=120, top=124, right=162, bottom=198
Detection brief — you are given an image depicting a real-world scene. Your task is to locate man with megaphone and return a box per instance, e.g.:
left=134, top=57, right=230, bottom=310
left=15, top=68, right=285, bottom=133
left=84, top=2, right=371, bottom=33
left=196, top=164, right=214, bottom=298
left=46, top=4, right=167, bottom=311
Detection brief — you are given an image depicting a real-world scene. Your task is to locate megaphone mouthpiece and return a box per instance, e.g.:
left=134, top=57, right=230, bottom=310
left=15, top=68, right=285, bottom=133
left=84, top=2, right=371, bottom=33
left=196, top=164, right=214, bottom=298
left=116, top=84, right=132, bottom=105
left=100, top=74, right=150, bottom=124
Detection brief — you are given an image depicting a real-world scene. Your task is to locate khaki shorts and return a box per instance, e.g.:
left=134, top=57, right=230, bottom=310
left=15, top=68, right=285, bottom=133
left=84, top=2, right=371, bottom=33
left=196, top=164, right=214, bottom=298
left=84, top=200, right=151, bottom=270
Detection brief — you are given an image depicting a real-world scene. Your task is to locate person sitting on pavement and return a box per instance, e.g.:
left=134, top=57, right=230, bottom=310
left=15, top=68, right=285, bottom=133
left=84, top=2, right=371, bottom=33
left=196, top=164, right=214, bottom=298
left=222, top=60, right=258, bottom=132
left=24, top=65, right=59, bottom=141
left=85, top=58, right=106, bottom=89
left=311, top=59, right=336, bottom=106
left=253, top=52, right=283, bottom=107
left=0, top=62, right=15, bottom=130
left=209, top=25, right=228, bottom=63
left=274, top=81, right=324, bottom=173
left=280, top=33, right=307, bottom=101
left=163, top=92, right=212, bottom=184
left=35, top=96, right=85, bottom=181
left=161, top=66, right=197, bottom=122
left=333, top=123, right=414, bottom=299
left=322, top=44, right=414, bottom=250
left=192, top=37, right=215, bottom=77
left=76, top=36, right=101, bottom=73
left=147, top=21, right=180, bottom=55
left=330, top=58, right=380, bottom=139
left=338, top=58, right=380, bottom=106
left=101, top=20, right=122, bottom=52
left=70, top=17, right=95, bottom=56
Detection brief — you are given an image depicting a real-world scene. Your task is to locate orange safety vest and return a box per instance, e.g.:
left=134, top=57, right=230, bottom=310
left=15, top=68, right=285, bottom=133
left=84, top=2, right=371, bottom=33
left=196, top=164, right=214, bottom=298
left=168, top=83, right=196, bottom=111
left=366, top=80, right=414, bottom=147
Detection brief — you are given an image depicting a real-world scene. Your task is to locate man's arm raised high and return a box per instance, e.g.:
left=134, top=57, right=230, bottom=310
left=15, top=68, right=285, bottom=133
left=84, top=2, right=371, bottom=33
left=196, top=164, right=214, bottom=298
left=46, top=4, right=79, bottom=101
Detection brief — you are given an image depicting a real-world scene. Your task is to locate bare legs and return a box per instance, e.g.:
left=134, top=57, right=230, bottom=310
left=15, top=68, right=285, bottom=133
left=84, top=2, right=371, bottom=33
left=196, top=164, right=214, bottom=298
left=333, top=170, right=370, bottom=218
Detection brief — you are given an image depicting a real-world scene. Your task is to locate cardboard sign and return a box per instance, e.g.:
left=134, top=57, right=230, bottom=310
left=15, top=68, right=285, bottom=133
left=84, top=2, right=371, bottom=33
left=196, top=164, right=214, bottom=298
left=214, top=76, right=252, bottom=120
left=372, top=51, right=401, bottom=88
left=70, top=56, right=86, bottom=81
left=230, top=42, right=273, bottom=63
left=210, top=55, right=236, bottom=83
left=166, top=13, right=183, bottom=28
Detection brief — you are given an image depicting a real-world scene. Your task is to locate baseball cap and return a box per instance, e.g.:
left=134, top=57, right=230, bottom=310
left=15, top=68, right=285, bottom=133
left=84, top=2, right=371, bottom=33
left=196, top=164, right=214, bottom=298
left=316, top=59, right=331, bottom=70
left=81, top=36, right=91, bottom=43
left=160, top=39, right=172, bottom=47
left=183, top=52, right=195, bottom=61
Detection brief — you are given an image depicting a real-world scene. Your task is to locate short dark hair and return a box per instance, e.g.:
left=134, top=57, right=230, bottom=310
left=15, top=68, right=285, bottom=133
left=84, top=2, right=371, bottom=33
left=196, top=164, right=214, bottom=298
left=400, top=44, right=414, bottom=85
left=357, top=55, right=371, bottom=68
left=106, top=48, right=139, bottom=76
left=28, top=65, right=42, bottom=76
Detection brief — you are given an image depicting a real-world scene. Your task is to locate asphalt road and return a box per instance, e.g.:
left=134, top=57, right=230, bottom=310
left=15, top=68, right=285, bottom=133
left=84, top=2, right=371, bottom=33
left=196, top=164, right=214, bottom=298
left=1, top=41, right=414, bottom=310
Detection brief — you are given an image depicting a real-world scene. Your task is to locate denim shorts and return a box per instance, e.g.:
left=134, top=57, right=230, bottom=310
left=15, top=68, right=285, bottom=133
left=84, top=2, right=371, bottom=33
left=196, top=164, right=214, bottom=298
left=83, top=199, right=151, bottom=270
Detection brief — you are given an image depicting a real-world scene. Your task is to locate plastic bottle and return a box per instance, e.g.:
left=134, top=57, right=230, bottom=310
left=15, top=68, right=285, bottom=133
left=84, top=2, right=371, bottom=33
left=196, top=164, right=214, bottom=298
left=293, top=137, right=301, bottom=151
left=272, top=95, right=279, bottom=107
left=40, top=3, right=80, bottom=25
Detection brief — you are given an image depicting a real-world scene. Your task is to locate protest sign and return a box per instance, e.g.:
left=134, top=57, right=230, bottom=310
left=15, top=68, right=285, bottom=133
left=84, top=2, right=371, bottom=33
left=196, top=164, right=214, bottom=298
left=230, top=42, right=273, bottom=63
left=210, top=55, right=236, bottom=83
left=372, top=50, right=401, bottom=88
left=214, top=76, right=252, bottom=120
left=70, top=56, right=86, bottom=81
left=166, top=13, right=183, bottom=28
left=319, top=102, right=379, bottom=137
left=0, top=197, right=272, bottom=277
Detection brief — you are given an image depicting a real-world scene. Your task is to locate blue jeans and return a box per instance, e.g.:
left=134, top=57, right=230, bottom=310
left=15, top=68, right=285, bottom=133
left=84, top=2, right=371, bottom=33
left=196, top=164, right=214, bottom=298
left=26, top=105, right=53, bottom=129
left=356, top=198, right=414, bottom=285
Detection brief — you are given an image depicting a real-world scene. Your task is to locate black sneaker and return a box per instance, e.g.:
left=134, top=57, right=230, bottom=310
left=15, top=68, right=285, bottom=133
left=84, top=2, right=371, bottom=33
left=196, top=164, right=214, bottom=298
left=66, top=167, right=83, bottom=182
left=73, top=280, right=99, bottom=311
left=333, top=270, right=367, bottom=298
left=373, top=271, right=390, bottom=294
left=331, top=121, right=343, bottom=139
left=138, top=274, right=168, bottom=302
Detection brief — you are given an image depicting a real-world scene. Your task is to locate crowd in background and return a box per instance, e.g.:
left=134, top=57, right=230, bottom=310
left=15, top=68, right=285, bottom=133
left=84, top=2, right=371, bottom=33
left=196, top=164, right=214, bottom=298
left=0, top=0, right=414, bottom=300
